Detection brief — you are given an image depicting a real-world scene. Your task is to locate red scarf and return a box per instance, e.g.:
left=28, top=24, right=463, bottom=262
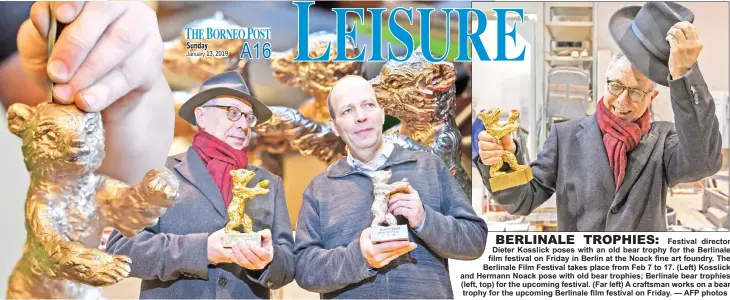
left=192, top=130, right=249, bottom=208
left=595, top=98, right=650, bottom=192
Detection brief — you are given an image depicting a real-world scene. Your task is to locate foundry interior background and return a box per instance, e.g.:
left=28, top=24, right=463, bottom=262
left=472, top=1, right=730, bottom=232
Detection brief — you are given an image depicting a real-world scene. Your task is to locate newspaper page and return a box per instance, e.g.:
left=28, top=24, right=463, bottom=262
left=451, top=233, right=730, bottom=299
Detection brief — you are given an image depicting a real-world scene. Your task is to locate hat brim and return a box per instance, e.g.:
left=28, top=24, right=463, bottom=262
left=179, top=86, right=272, bottom=126
left=609, top=6, right=670, bottom=87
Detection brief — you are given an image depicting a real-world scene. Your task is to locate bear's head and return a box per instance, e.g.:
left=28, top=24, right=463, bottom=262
left=370, top=170, right=393, bottom=184
left=7, top=103, right=105, bottom=178
left=230, top=168, right=255, bottom=187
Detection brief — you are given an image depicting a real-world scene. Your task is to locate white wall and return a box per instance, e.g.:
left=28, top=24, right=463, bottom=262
left=0, top=109, right=29, bottom=296
left=595, top=2, right=729, bottom=122
left=472, top=18, right=533, bottom=113
left=473, top=2, right=541, bottom=113
left=0, top=109, right=145, bottom=297
left=473, top=2, right=555, bottom=209
left=473, top=2, right=544, bottom=161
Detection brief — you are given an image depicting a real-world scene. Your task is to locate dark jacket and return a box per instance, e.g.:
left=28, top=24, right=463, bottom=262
left=106, top=148, right=296, bottom=298
left=476, top=64, right=723, bottom=231
left=294, top=145, right=488, bottom=298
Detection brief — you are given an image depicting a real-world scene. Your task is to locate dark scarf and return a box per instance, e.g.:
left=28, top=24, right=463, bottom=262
left=595, top=98, right=651, bottom=191
left=191, top=130, right=248, bottom=208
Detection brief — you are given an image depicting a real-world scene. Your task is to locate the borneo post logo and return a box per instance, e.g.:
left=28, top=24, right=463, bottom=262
left=184, top=23, right=272, bottom=59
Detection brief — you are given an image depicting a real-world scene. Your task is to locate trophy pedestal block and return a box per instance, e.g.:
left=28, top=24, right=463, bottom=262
left=223, top=232, right=261, bottom=248
left=371, top=225, right=409, bottom=243
left=489, top=168, right=533, bottom=192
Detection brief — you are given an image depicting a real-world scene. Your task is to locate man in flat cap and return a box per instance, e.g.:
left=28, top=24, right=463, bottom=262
left=476, top=2, right=723, bottom=231
left=106, top=71, right=295, bottom=298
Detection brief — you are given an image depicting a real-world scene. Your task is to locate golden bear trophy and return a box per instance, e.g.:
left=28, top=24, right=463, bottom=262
left=223, top=169, right=270, bottom=248
left=477, top=108, right=533, bottom=192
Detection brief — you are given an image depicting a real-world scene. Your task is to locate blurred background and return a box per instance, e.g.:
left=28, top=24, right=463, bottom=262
left=471, top=1, right=729, bottom=233
left=0, top=1, right=473, bottom=298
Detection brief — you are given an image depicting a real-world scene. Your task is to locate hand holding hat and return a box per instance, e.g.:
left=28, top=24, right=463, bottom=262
left=609, top=2, right=698, bottom=86
left=666, top=21, right=703, bottom=79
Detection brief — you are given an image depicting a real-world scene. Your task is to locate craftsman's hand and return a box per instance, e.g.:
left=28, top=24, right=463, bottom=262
left=17, top=1, right=174, bottom=184
left=18, top=1, right=164, bottom=111
left=359, top=228, right=417, bottom=269
left=207, top=228, right=235, bottom=265
left=666, top=21, right=703, bottom=79
left=231, top=229, right=274, bottom=270
left=388, top=186, right=425, bottom=229
left=478, top=131, right=516, bottom=165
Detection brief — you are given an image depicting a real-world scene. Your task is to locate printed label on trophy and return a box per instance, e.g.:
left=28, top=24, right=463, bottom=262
left=223, top=232, right=262, bottom=248
left=371, top=225, right=410, bottom=243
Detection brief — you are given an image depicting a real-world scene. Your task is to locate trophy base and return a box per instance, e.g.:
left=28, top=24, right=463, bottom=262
left=223, top=232, right=261, bottom=248
left=489, top=168, right=533, bottom=192
left=371, top=225, right=409, bottom=243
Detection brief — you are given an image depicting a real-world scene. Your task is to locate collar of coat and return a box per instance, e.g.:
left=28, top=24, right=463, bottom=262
left=172, top=148, right=265, bottom=218
left=326, top=143, right=418, bottom=178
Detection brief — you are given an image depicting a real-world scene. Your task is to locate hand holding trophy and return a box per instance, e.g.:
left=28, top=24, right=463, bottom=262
left=477, top=108, right=533, bottom=192
left=357, top=170, right=418, bottom=269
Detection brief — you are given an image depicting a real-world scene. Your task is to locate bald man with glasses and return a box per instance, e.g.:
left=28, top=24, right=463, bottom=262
left=106, top=72, right=295, bottom=298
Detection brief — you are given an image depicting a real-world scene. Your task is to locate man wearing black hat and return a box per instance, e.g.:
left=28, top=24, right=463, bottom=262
left=476, top=2, right=723, bottom=231
left=106, top=71, right=295, bottom=298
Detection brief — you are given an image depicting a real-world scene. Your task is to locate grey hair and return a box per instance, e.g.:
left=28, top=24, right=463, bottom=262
left=608, top=52, right=625, bottom=68
left=608, top=52, right=657, bottom=90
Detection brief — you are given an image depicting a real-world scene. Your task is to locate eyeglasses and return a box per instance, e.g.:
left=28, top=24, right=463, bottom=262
left=606, top=80, right=651, bottom=103
left=202, top=105, right=257, bottom=125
